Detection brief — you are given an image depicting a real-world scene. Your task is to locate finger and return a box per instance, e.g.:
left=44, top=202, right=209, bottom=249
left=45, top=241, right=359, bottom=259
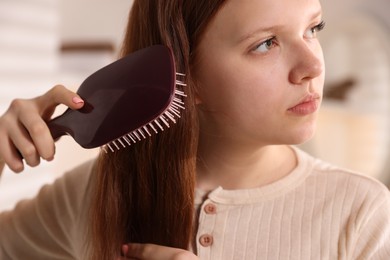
left=125, top=243, right=198, bottom=260
left=125, top=243, right=147, bottom=259
left=38, top=85, right=84, bottom=113
left=0, top=135, right=24, bottom=173
left=117, top=245, right=139, bottom=260
left=125, top=243, right=170, bottom=260
left=9, top=122, right=41, bottom=167
left=122, top=244, right=129, bottom=256
left=18, top=111, right=55, bottom=161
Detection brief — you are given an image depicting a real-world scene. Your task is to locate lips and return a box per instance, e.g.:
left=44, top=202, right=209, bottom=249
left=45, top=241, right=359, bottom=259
left=287, top=93, right=321, bottom=115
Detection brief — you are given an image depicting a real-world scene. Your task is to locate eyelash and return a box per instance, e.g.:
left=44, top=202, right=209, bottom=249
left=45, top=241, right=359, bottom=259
left=252, top=37, right=277, bottom=54
left=311, top=20, right=326, bottom=35
left=252, top=20, right=326, bottom=53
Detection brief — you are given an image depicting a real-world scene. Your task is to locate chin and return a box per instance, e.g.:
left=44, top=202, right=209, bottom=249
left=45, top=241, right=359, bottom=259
left=287, top=122, right=317, bottom=145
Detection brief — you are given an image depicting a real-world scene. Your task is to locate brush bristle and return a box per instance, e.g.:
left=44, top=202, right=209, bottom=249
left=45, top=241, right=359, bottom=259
left=102, top=72, right=186, bottom=153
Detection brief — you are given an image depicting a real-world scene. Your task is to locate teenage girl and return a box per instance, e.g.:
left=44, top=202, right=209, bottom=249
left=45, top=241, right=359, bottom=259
left=1, top=0, right=389, bottom=259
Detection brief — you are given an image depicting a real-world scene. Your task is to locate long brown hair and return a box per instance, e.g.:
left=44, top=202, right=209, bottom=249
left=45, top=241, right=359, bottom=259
left=89, top=1, right=226, bottom=259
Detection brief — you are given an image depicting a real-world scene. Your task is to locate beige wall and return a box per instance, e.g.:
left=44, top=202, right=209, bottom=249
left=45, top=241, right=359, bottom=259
left=60, top=0, right=133, bottom=49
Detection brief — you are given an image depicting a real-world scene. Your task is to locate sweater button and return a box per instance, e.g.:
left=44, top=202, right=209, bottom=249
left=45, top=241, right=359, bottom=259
left=199, top=234, right=213, bottom=247
left=204, top=203, right=217, bottom=214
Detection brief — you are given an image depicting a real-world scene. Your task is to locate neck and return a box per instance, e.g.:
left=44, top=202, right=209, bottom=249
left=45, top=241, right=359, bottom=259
left=196, top=136, right=297, bottom=191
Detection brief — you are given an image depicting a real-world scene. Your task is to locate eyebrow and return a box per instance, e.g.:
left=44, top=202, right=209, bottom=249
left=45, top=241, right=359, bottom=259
left=237, top=9, right=323, bottom=44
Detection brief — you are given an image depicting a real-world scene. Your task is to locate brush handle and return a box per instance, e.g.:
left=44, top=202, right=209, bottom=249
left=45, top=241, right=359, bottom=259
left=47, top=109, right=74, bottom=141
left=46, top=105, right=94, bottom=148
left=47, top=120, right=66, bottom=141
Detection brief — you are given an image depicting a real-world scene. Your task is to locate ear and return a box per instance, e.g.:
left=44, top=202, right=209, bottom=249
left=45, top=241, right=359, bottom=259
left=192, top=84, right=203, bottom=104
left=195, top=94, right=203, bottom=105
left=191, top=74, right=203, bottom=104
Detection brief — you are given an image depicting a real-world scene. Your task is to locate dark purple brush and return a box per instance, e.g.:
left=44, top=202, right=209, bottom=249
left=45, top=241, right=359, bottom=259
left=47, top=45, right=186, bottom=153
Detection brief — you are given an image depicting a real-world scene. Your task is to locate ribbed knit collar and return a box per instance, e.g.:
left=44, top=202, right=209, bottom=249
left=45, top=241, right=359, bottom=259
left=195, top=146, right=314, bottom=205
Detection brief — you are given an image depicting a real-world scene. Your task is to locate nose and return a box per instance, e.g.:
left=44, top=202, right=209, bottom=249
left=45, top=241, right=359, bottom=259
left=288, top=41, right=324, bottom=85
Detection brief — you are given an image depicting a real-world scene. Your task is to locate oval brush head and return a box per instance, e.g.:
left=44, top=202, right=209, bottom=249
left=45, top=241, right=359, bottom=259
left=48, top=45, right=186, bottom=152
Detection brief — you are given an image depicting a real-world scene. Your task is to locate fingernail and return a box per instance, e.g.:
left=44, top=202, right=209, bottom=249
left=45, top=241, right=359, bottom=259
left=72, top=96, right=84, bottom=104
left=122, top=244, right=129, bottom=255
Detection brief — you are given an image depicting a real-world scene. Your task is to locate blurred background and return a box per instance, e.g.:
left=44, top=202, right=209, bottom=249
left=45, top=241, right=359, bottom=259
left=0, top=0, right=389, bottom=211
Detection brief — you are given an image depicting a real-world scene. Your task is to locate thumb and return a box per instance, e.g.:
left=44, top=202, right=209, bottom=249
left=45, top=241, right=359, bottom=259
left=37, top=85, right=85, bottom=119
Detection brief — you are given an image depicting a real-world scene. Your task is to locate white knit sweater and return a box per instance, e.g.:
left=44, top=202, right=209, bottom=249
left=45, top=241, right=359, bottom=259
left=1, top=147, right=390, bottom=259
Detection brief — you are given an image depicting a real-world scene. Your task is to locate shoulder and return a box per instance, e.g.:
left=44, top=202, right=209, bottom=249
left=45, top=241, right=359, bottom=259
left=295, top=146, right=389, bottom=189
left=51, top=158, right=98, bottom=214
left=294, top=146, right=390, bottom=207
left=59, top=158, right=97, bottom=194
left=0, top=158, right=99, bottom=259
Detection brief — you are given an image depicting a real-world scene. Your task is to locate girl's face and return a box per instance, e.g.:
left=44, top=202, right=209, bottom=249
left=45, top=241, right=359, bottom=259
left=193, top=0, right=325, bottom=147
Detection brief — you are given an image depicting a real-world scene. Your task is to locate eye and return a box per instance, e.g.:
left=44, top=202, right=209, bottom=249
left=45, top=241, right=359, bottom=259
left=253, top=37, right=277, bottom=53
left=304, top=20, right=326, bottom=39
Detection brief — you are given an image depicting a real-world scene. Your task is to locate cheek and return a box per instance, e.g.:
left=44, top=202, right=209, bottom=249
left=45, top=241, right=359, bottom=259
left=195, top=65, right=236, bottom=112
left=194, top=56, right=280, bottom=113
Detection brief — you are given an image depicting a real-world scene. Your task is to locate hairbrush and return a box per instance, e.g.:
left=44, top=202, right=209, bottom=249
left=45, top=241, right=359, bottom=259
left=47, top=45, right=186, bottom=153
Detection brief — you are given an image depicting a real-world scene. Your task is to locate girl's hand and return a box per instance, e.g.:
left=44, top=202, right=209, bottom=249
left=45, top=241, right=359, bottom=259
left=0, top=85, right=84, bottom=173
left=119, top=243, right=199, bottom=260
